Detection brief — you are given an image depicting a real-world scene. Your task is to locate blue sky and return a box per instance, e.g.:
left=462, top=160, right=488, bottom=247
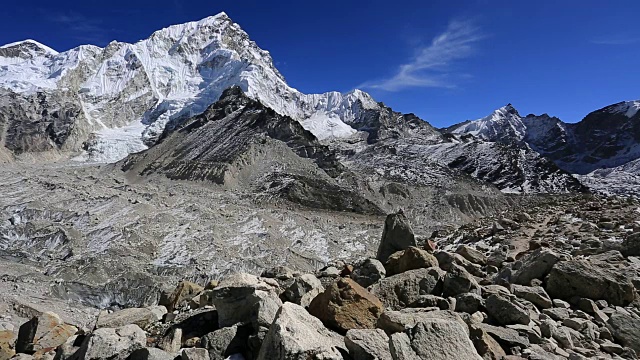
left=1, top=0, right=639, bottom=127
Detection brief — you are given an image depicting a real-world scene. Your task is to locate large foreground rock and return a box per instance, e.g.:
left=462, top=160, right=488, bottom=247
left=210, top=273, right=282, bottom=329
left=545, top=259, right=636, bottom=306
left=607, top=311, right=640, bottom=353
left=308, top=278, right=384, bottom=333
left=485, top=294, right=530, bottom=326
left=70, top=324, right=146, bottom=360
left=390, top=320, right=482, bottom=360
left=345, top=329, right=392, bottom=360
left=15, top=312, right=77, bottom=354
left=376, top=213, right=416, bottom=263
left=370, top=268, right=444, bottom=310
left=257, top=303, right=343, bottom=360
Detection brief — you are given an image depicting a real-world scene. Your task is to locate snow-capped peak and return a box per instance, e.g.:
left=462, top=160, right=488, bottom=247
left=0, top=39, right=58, bottom=55
left=448, top=103, right=526, bottom=141
left=608, top=100, right=640, bottom=118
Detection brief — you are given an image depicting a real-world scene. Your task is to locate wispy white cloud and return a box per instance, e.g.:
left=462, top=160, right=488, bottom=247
left=591, top=34, right=640, bottom=45
left=359, top=19, right=483, bottom=92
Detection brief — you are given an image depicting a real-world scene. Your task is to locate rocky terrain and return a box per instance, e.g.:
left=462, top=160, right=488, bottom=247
left=1, top=196, right=639, bottom=360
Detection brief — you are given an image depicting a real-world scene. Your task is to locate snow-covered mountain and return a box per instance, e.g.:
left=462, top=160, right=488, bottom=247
left=447, top=100, right=640, bottom=196
left=0, top=13, right=379, bottom=162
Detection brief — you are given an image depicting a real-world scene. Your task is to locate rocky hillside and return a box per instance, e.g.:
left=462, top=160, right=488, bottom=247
left=2, top=196, right=639, bottom=360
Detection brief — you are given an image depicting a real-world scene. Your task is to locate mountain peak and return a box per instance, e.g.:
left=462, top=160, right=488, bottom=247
left=606, top=100, right=640, bottom=118
left=0, top=39, right=58, bottom=59
left=494, top=103, right=520, bottom=118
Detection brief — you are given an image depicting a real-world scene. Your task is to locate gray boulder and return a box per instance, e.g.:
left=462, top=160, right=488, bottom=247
left=200, top=325, right=251, bottom=360
left=511, top=284, right=552, bottom=309
left=70, top=325, right=146, bottom=360
left=545, top=259, right=636, bottom=306
left=607, top=311, right=640, bottom=353
left=352, top=259, right=386, bottom=288
left=282, top=274, right=324, bottom=308
left=622, top=232, right=640, bottom=257
left=376, top=213, right=416, bottom=263
left=442, top=263, right=480, bottom=298
left=210, top=273, right=282, bottom=329
left=511, top=249, right=560, bottom=285
left=485, top=294, right=530, bottom=325
left=96, top=308, right=156, bottom=329
left=129, top=348, right=176, bottom=360
left=345, top=329, right=392, bottom=360
left=256, top=302, right=343, bottom=360
left=456, top=245, right=488, bottom=266
left=474, top=324, right=530, bottom=349
left=402, top=320, right=482, bottom=360
left=370, top=268, right=444, bottom=310
left=388, top=333, right=420, bottom=360
left=377, top=309, right=468, bottom=335
left=455, top=293, right=484, bottom=314
left=181, top=348, right=209, bottom=360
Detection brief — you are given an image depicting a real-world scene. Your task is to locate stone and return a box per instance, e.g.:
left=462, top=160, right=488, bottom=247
left=70, top=325, right=146, bottom=360
left=261, top=266, right=297, bottom=280
left=469, top=326, right=507, bottom=360
left=545, top=259, right=636, bottom=306
left=443, top=263, right=480, bottom=298
left=352, top=258, right=386, bottom=288
left=256, top=303, right=343, bottom=360
left=200, top=325, right=251, bottom=360
left=376, top=213, right=416, bottom=263
left=607, top=311, right=640, bottom=353
left=562, top=318, right=589, bottom=332
left=485, top=294, right=530, bottom=326
left=377, top=309, right=468, bottom=335
left=543, top=308, right=571, bottom=321
left=408, top=295, right=451, bottom=310
left=345, top=329, right=392, bottom=360
left=600, top=341, right=624, bottom=355
left=455, top=293, right=485, bottom=314
left=476, top=324, right=530, bottom=349
left=511, top=285, right=552, bottom=309
left=210, top=273, right=282, bottom=329
left=308, top=278, right=384, bottom=333
left=96, top=308, right=156, bottom=329
left=0, top=330, right=15, bottom=360
left=15, top=312, right=77, bottom=354
left=385, top=247, right=439, bottom=276
left=435, top=251, right=484, bottom=277
left=160, top=281, right=205, bottom=312
left=147, top=306, right=168, bottom=322
left=552, top=299, right=571, bottom=309
left=456, top=245, right=488, bottom=266
left=181, top=348, right=209, bottom=360
left=388, top=333, right=420, bottom=360
left=129, top=348, right=176, bottom=360
left=403, top=319, right=482, bottom=360
left=622, top=232, right=640, bottom=257
left=370, top=268, right=444, bottom=310
left=158, top=327, right=182, bottom=353
left=511, top=249, right=560, bottom=285
left=282, top=274, right=324, bottom=308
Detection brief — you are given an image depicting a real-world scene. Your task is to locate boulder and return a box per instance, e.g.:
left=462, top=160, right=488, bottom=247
left=96, top=308, right=156, bottom=329
left=261, top=266, right=297, bottom=280
left=308, top=278, right=384, bottom=333
left=160, top=281, right=205, bottom=312
left=455, top=293, right=485, bottom=314
left=376, top=213, right=416, bottom=263
left=485, top=294, right=530, bottom=326
left=545, top=259, right=636, bottom=306
left=435, top=251, right=484, bottom=277
left=351, top=259, right=386, bottom=288
left=442, top=263, right=480, bottom=298
left=622, top=232, right=640, bottom=257
left=402, top=319, right=482, bottom=360
left=388, top=333, right=419, bottom=360
left=345, top=329, right=392, bottom=360
left=408, top=295, right=451, bottom=310
left=200, top=325, right=251, bottom=360
left=181, top=348, right=209, bottom=360
left=377, top=309, right=468, bottom=335
left=607, top=311, right=640, bottom=353
left=370, top=268, right=444, bottom=310
left=129, top=348, right=176, bottom=360
left=385, top=247, right=439, bottom=276
left=70, top=325, right=146, bottom=360
left=282, top=274, right=324, bottom=308
left=0, top=330, right=15, bottom=360
left=510, top=249, right=560, bottom=285
left=158, top=327, right=182, bottom=353
left=210, top=273, right=282, bottom=329
left=475, top=324, right=530, bottom=349
left=456, top=245, right=488, bottom=266
left=15, top=312, right=77, bottom=354
left=256, top=303, right=343, bottom=360
left=511, top=284, right=552, bottom=309
left=469, top=326, right=507, bottom=360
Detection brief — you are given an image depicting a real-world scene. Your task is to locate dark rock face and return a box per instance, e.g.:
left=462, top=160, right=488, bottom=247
left=0, top=89, right=81, bottom=155
left=121, top=87, right=384, bottom=215
left=376, top=213, right=416, bottom=262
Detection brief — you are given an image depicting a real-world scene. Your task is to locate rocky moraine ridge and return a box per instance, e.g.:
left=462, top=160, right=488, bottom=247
left=1, top=195, right=640, bottom=360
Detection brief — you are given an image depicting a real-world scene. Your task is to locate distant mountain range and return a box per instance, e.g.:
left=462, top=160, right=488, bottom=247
left=0, top=12, right=638, bottom=199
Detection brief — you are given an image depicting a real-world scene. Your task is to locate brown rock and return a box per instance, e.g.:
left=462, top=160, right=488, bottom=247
left=385, top=247, right=439, bottom=276
left=0, top=330, right=15, bottom=360
left=160, top=281, right=205, bottom=312
left=469, top=326, right=507, bottom=360
left=15, top=312, right=77, bottom=354
left=308, top=278, right=384, bottom=334
left=456, top=245, right=488, bottom=266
